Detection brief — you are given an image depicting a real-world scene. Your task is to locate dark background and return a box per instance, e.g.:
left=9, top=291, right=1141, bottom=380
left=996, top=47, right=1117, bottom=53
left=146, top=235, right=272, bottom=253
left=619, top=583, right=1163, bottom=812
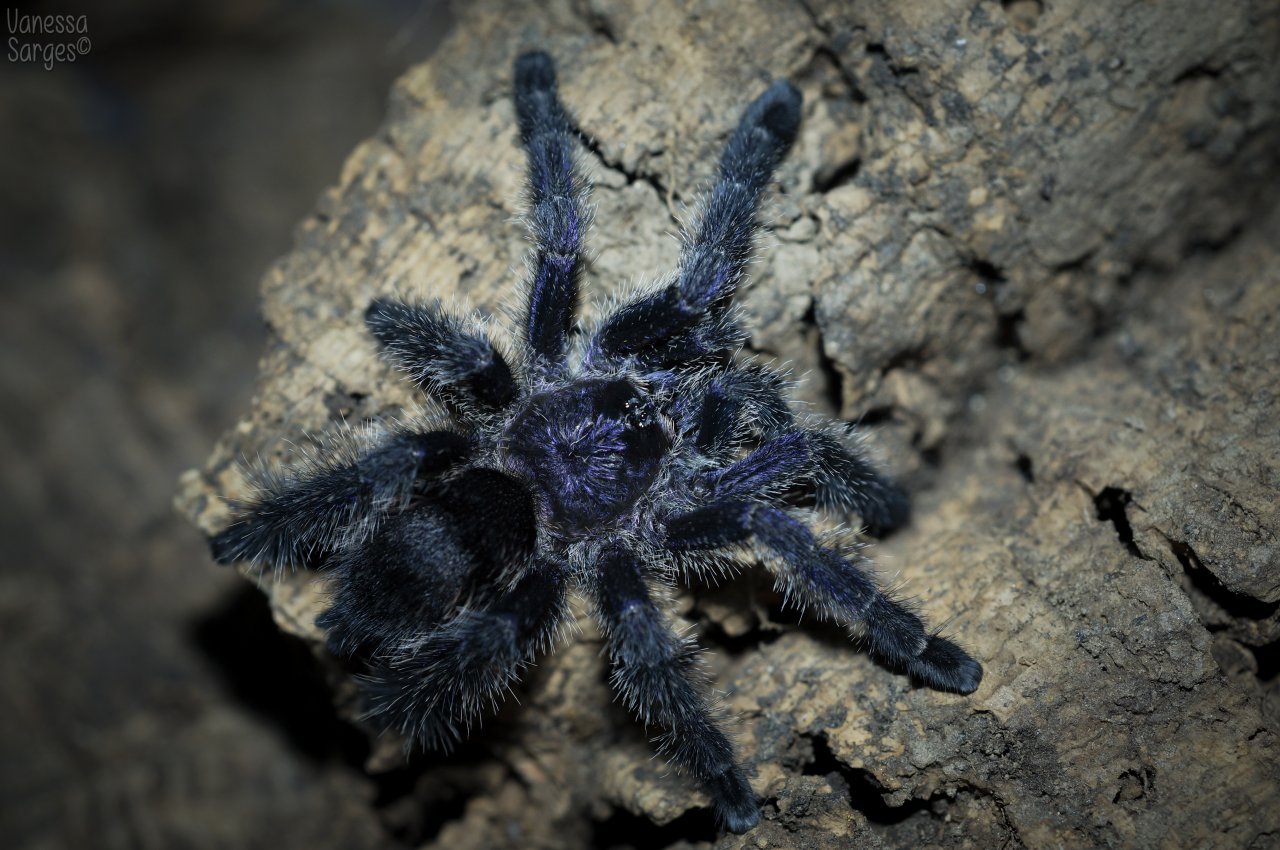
left=0, top=2, right=453, bottom=847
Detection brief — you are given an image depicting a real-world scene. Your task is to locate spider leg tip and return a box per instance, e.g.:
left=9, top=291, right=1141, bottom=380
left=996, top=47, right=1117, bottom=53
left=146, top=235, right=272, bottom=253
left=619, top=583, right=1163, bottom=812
left=722, top=807, right=761, bottom=834
left=716, top=793, right=762, bottom=834
left=515, top=51, right=556, bottom=91
left=755, top=80, right=803, bottom=143
left=909, top=635, right=984, bottom=695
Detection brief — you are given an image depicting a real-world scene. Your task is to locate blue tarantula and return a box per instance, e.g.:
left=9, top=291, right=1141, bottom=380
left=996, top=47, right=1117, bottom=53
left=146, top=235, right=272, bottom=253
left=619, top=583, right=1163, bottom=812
left=210, top=52, right=981, bottom=833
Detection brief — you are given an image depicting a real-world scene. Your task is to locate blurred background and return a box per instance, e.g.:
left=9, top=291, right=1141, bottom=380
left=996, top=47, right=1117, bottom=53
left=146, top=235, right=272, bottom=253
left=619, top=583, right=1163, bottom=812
left=0, top=2, right=454, bottom=847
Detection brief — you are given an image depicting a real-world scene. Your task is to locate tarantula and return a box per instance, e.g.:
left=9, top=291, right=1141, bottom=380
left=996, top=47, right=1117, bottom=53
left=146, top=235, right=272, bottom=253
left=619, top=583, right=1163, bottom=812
left=210, top=52, right=982, bottom=833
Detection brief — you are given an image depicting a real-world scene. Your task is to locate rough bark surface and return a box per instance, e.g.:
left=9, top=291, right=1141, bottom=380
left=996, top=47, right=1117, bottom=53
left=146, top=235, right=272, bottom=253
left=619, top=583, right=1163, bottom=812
left=177, top=1, right=1280, bottom=847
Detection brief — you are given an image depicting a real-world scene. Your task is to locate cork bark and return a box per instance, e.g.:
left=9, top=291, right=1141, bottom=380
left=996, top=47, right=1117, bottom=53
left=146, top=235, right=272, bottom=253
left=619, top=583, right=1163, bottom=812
left=177, top=1, right=1280, bottom=847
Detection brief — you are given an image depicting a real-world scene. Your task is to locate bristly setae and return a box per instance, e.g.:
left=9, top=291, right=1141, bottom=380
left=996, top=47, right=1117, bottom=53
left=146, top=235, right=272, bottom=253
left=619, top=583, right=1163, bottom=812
left=210, top=51, right=982, bottom=833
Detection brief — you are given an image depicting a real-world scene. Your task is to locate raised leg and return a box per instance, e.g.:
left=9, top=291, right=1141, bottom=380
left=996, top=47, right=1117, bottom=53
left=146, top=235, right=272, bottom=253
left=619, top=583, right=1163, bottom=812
left=514, top=51, right=588, bottom=367
left=665, top=501, right=981, bottom=694
left=609, top=310, right=748, bottom=373
left=359, top=558, right=567, bottom=749
left=365, top=299, right=518, bottom=413
left=209, top=430, right=470, bottom=570
left=594, top=81, right=803, bottom=362
left=590, top=545, right=759, bottom=833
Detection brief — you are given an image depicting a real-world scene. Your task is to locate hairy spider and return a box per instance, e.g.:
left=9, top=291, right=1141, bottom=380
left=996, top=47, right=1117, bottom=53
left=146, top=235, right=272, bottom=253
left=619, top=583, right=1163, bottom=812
left=210, top=51, right=982, bottom=833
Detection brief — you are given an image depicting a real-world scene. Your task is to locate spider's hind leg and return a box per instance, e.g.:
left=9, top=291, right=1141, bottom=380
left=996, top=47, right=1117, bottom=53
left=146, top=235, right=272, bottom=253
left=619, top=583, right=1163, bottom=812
left=589, top=545, right=760, bottom=833
left=665, top=501, right=982, bottom=694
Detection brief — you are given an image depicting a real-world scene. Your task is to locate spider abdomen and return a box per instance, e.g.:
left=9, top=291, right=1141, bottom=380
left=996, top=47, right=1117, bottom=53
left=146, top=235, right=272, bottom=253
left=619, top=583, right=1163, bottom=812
left=502, top=378, right=668, bottom=533
left=318, top=508, right=473, bottom=655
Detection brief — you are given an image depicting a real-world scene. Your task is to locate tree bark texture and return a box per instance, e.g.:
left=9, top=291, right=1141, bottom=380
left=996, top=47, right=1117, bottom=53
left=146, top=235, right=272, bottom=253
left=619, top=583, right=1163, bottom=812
left=177, top=1, right=1280, bottom=847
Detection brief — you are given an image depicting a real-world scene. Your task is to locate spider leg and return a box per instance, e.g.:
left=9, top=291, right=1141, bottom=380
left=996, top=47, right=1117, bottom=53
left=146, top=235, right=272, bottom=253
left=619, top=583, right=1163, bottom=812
left=665, top=501, right=982, bottom=694
left=365, top=299, right=518, bottom=413
left=359, top=558, right=567, bottom=749
left=678, top=364, right=793, bottom=461
left=594, top=80, right=802, bottom=363
left=209, top=430, right=470, bottom=569
left=589, top=545, right=759, bottom=833
left=681, top=361, right=909, bottom=535
left=687, top=388, right=909, bottom=537
left=699, top=431, right=811, bottom=501
left=650, top=312, right=750, bottom=368
left=514, top=51, right=588, bottom=366
left=804, top=430, right=910, bottom=536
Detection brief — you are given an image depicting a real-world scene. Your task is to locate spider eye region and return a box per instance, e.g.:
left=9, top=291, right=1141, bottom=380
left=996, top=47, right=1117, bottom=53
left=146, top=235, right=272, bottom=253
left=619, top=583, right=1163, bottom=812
left=504, top=378, right=668, bottom=533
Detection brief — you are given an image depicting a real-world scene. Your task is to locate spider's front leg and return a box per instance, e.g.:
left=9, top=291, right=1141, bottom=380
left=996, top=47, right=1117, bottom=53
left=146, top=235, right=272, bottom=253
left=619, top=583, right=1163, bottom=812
left=666, top=501, right=982, bottom=694
left=676, top=365, right=794, bottom=462
left=514, top=51, right=588, bottom=366
left=594, top=79, right=802, bottom=364
left=590, top=546, right=760, bottom=833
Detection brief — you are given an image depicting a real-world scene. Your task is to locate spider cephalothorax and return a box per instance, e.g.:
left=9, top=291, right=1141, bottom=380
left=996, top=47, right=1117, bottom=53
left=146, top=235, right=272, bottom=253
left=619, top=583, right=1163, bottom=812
left=210, top=51, right=982, bottom=833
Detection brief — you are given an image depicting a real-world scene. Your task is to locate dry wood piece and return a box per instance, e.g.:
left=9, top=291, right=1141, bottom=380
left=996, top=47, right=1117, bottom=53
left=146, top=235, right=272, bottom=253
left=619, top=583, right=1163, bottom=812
left=179, top=1, right=1280, bottom=846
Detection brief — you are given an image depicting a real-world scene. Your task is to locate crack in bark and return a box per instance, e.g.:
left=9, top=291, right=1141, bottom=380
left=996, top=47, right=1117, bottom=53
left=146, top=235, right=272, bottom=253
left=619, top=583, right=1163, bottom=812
left=575, top=126, right=671, bottom=203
